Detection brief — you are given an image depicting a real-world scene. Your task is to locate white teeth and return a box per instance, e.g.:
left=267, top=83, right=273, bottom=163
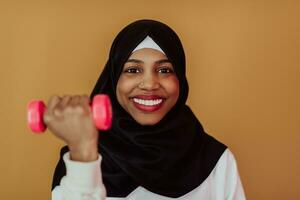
left=133, top=98, right=163, bottom=106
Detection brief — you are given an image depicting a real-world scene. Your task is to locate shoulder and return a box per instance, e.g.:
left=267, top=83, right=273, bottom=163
left=219, top=148, right=238, bottom=164
left=207, top=149, right=246, bottom=199
left=214, top=148, right=239, bottom=176
left=211, top=149, right=244, bottom=193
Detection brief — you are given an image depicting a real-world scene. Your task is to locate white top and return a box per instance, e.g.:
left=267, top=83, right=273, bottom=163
left=52, top=149, right=246, bottom=200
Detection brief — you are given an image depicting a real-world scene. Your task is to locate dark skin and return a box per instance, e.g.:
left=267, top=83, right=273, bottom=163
left=44, top=95, right=99, bottom=162
left=46, top=49, right=179, bottom=162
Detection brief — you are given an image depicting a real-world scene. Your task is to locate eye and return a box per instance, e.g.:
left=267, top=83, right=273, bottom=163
left=124, top=67, right=141, bottom=73
left=157, top=67, right=174, bottom=74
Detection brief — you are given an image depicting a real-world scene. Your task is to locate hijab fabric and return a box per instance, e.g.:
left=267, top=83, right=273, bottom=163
left=52, top=19, right=226, bottom=198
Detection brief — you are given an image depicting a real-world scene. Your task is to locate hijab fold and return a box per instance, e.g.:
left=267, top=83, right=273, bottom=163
left=52, top=19, right=226, bottom=198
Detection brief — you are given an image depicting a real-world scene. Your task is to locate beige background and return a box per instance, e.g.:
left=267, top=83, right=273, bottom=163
left=0, top=0, right=299, bottom=199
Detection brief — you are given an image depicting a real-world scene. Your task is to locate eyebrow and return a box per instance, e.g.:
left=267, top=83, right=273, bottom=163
left=126, top=58, right=172, bottom=64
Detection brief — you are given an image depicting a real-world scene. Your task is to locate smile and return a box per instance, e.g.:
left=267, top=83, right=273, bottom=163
left=133, top=98, right=163, bottom=106
left=131, top=96, right=165, bottom=112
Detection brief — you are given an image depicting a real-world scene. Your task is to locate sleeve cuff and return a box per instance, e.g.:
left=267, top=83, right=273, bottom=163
left=63, top=152, right=103, bottom=189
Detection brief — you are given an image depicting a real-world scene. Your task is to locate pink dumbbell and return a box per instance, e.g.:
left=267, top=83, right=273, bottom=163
left=27, top=94, right=112, bottom=134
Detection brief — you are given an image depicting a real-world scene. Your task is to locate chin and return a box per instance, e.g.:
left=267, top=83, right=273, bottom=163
left=135, top=117, right=162, bottom=126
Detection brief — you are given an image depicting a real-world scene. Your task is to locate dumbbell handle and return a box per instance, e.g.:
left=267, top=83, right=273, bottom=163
left=27, top=95, right=112, bottom=134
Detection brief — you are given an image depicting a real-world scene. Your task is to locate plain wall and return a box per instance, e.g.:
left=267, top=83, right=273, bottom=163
left=0, top=0, right=299, bottom=199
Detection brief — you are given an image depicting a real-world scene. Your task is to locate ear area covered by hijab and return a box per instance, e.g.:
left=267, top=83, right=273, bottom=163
left=52, top=19, right=227, bottom=198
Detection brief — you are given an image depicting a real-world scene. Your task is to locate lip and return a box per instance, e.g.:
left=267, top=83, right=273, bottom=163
left=130, top=95, right=165, bottom=112
left=132, top=95, right=164, bottom=100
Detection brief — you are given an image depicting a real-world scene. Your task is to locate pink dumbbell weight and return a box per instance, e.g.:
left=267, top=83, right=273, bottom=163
left=27, top=94, right=112, bottom=134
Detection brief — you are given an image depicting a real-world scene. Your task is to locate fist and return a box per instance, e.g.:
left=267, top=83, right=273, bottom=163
left=44, top=95, right=99, bottom=161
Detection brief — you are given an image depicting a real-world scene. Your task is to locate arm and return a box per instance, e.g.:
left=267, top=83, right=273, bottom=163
left=217, top=149, right=246, bottom=200
left=52, top=152, right=107, bottom=200
left=43, top=95, right=107, bottom=199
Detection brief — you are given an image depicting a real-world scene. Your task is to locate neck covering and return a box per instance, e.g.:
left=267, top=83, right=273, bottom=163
left=52, top=19, right=226, bottom=198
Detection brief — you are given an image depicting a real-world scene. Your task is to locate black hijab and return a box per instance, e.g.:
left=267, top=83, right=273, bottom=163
left=52, top=19, right=227, bottom=198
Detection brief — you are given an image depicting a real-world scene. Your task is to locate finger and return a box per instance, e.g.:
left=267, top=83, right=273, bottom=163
left=67, top=95, right=83, bottom=114
left=56, top=95, right=72, bottom=109
left=69, top=95, right=81, bottom=107
left=47, top=95, right=62, bottom=113
left=80, top=95, right=91, bottom=113
left=44, top=95, right=61, bottom=123
left=80, top=95, right=91, bottom=106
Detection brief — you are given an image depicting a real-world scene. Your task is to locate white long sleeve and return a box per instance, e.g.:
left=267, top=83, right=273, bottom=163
left=52, top=149, right=246, bottom=200
left=51, top=152, right=106, bottom=200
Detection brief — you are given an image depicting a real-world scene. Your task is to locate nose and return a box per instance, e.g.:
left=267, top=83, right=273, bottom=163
left=139, top=73, right=160, bottom=90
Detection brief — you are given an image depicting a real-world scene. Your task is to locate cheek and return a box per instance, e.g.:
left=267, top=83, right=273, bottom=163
left=164, top=77, right=180, bottom=99
left=116, top=79, right=125, bottom=103
left=116, top=76, right=135, bottom=104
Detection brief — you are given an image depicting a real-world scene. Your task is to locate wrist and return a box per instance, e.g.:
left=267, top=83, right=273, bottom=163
left=69, top=140, right=99, bottom=162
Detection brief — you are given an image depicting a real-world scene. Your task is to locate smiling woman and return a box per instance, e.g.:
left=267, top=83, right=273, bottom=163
left=51, top=19, right=246, bottom=200
left=117, top=47, right=180, bottom=125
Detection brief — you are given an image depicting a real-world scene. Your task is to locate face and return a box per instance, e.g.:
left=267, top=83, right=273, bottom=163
left=116, top=48, right=180, bottom=125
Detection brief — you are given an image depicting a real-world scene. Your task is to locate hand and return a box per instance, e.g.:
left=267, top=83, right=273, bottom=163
left=44, top=95, right=99, bottom=162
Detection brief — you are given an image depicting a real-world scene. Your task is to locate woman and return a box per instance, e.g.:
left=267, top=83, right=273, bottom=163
left=49, top=19, right=246, bottom=199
